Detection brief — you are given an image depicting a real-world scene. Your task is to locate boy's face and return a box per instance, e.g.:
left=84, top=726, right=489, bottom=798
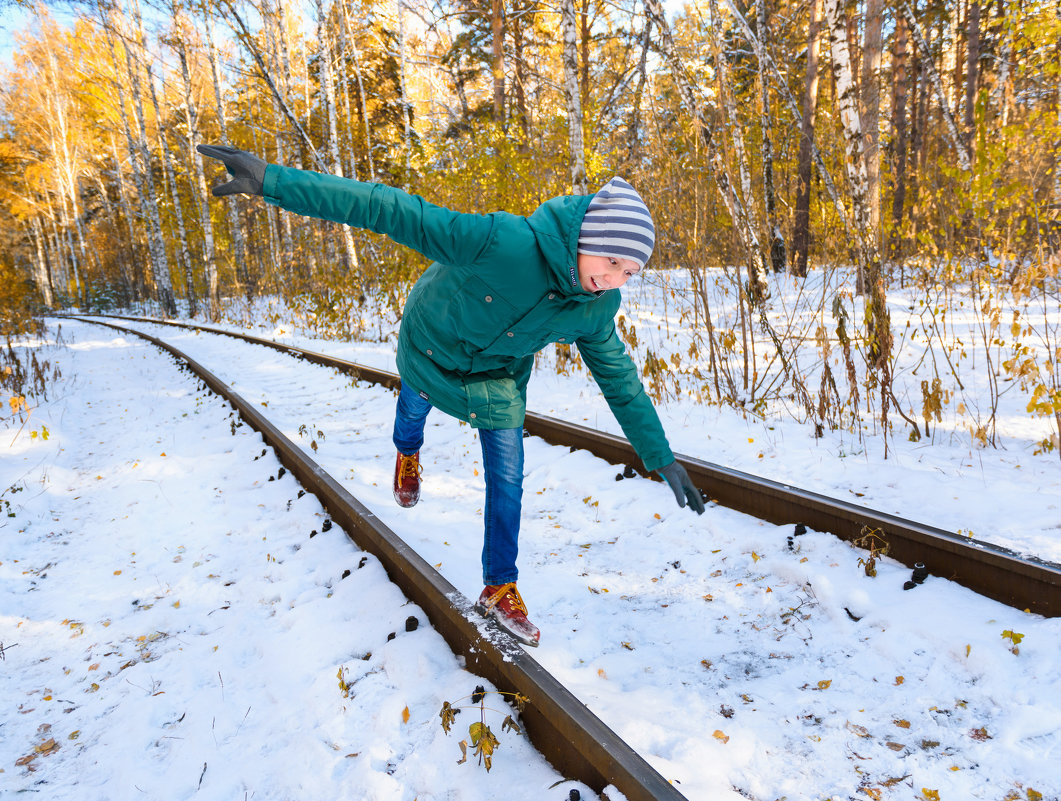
left=576, top=254, right=642, bottom=293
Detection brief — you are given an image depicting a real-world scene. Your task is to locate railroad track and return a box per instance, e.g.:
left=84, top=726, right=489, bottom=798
left=69, top=315, right=684, bottom=801
left=80, top=313, right=1061, bottom=620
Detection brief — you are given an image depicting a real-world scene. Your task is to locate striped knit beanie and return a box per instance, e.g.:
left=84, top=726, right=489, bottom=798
left=577, top=177, right=655, bottom=269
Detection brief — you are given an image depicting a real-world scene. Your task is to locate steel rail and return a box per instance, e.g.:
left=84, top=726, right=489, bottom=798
left=71, top=316, right=685, bottom=801
left=84, top=314, right=1061, bottom=618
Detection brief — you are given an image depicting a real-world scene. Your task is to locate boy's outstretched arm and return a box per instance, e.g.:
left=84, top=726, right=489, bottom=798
left=197, top=143, right=494, bottom=268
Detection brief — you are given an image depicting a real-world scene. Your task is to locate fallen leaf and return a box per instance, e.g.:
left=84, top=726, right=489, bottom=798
left=402, top=706, right=410, bottom=724
left=34, top=739, right=58, bottom=755
left=894, top=719, right=911, bottom=729
left=713, top=729, right=730, bottom=743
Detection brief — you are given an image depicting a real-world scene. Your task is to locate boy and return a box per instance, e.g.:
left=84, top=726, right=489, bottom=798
left=199, top=144, right=705, bottom=646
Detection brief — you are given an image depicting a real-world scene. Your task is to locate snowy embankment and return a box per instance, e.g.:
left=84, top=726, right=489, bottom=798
left=2, top=317, right=1060, bottom=801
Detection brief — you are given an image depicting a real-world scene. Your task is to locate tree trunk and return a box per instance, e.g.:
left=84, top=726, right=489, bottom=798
left=862, top=0, right=884, bottom=245
left=30, top=216, right=54, bottom=307
left=561, top=0, right=587, bottom=194
left=792, top=0, right=822, bottom=277
left=579, top=0, right=590, bottom=111
left=109, top=131, right=144, bottom=299
left=995, top=0, right=1012, bottom=127
left=107, top=0, right=176, bottom=316
left=397, top=0, right=413, bottom=183
left=204, top=8, right=253, bottom=299
left=149, top=65, right=198, bottom=316
left=315, top=0, right=360, bottom=275
left=824, top=0, right=871, bottom=279
left=172, top=0, right=219, bottom=318
left=758, top=0, right=786, bottom=273
left=491, top=0, right=505, bottom=121
left=965, top=0, right=980, bottom=156
left=721, top=0, right=852, bottom=270
left=34, top=39, right=85, bottom=303
left=889, top=10, right=910, bottom=261
left=709, top=0, right=769, bottom=299
left=898, top=0, right=973, bottom=172
left=625, top=13, right=652, bottom=170
left=511, top=0, right=530, bottom=139
left=825, top=0, right=893, bottom=436
left=343, top=6, right=375, bottom=180
left=644, top=0, right=767, bottom=298
left=135, top=0, right=196, bottom=317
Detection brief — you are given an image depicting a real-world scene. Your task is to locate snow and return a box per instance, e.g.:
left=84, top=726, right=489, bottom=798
left=2, top=270, right=1060, bottom=800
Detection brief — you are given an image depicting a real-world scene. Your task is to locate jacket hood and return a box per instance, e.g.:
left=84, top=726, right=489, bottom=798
left=525, top=193, right=597, bottom=298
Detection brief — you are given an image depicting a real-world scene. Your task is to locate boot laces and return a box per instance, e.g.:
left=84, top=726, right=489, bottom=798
left=485, top=582, right=528, bottom=615
left=398, top=453, right=422, bottom=481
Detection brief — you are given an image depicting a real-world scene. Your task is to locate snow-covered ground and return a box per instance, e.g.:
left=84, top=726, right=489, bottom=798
left=2, top=299, right=1059, bottom=800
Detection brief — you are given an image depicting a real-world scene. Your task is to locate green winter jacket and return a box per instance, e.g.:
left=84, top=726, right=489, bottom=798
left=262, top=165, right=674, bottom=471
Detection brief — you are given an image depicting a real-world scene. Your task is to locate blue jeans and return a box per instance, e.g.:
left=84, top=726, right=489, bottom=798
left=392, top=382, right=524, bottom=585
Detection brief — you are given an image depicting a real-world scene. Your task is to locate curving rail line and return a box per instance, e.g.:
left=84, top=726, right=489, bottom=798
left=79, top=313, right=1061, bottom=619
left=70, top=315, right=684, bottom=801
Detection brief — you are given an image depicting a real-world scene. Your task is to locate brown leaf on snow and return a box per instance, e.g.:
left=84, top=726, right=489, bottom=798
left=846, top=722, right=871, bottom=738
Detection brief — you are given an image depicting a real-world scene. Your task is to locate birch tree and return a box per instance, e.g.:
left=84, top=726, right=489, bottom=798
left=171, top=0, right=219, bottom=317
left=203, top=8, right=252, bottom=296
left=314, top=0, right=360, bottom=273
left=824, top=0, right=893, bottom=438
left=861, top=0, right=884, bottom=243
left=897, top=0, right=973, bottom=172
left=561, top=0, right=587, bottom=194
left=101, top=0, right=176, bottom=315
left=757, top=0, right=785, bottom=274
left=792, top=0, right=822, bottom=277
left=889, top=10, right=910, bottom=259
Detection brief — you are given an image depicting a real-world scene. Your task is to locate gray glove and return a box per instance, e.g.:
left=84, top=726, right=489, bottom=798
left=658, top=460, right=706, bottom=515
left=197, top=144, right=266, bottom=197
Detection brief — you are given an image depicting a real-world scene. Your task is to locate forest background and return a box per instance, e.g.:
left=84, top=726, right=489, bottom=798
left=0, top=0, right=1059, bottom=457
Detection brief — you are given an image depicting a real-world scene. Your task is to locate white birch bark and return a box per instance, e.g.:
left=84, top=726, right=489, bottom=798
left=149, top=64, right=198, bottom=316
left=897, top=0, right=973, bottom=172
left=862, top=0, right=884, bottom=242
left=757, top=0, right=786, bottom=273
left=708, top=0, right=768, bottom=298
left=825, top=0, right=892, bottom=390
left=110, top=0, right=177, bottom=315
left=341, top=3, right=375, bottom=181
left=397, top=0, right=412, bottom=185
left=204, top=9, right=253, bottom=297
left=40, top=43, right=86, bottom=301
left=30, top=216, right=54, bottom=307
left=561, top=0, right=587, bottom=194
left=172, top=0, right=219, bottom=317
left=643, top=0, right=762, bottom=271
left=314, top=0, right=360, bottom=274
left=720, top=0, right=850, bottom=235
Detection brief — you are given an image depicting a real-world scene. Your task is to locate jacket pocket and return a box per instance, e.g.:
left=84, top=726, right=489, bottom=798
left=450, top=275, right=520, bottom=351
